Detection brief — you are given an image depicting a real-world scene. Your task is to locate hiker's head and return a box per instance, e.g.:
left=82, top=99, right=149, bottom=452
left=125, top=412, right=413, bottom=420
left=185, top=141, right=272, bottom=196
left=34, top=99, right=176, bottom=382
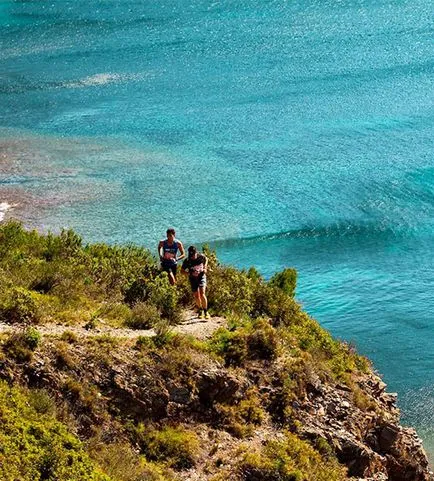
left=188, top=245, right=197, bottom=259
left=166, top=228, right=176, bottom=241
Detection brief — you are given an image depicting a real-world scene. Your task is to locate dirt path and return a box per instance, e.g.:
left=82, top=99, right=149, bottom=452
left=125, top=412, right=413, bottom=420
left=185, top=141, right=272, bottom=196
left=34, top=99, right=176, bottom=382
left=0, top=309, right=227, bottom=341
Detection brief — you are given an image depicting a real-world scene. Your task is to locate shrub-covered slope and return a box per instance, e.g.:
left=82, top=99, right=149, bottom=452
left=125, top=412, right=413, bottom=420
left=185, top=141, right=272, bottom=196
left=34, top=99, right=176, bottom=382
left=0, top=221, right=431, bottom=481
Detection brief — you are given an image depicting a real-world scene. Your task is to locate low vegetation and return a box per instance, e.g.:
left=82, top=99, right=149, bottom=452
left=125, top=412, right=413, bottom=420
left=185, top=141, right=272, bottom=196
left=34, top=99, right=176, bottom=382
left=0, top=381, right=110, bottom=481
left=237, top=432, right=346, bottom=481
left=0, top=221, right=375, bottom=480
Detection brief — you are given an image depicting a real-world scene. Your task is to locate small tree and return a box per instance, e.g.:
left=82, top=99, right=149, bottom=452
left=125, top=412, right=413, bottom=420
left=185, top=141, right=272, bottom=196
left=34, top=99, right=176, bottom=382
left=269, top=268, right=297, bottom=298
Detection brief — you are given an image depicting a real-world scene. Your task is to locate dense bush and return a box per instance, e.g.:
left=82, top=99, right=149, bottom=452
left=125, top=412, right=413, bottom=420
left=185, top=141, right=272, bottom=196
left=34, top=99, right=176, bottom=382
left=238, top=432, right=346, bottom=481
left=207, top=265, right=255, bottom=315
left=0, top=221, right=182, bottom=326
left=209, top=317, right=279, bottom=366
left=215, top=387, right=265, bottom=438
left=0, top=381, right=110, bottom=481
left=89, top=442, right=173, bottom=481
left=269, top=268, right=297, bottom=297
left=0, top=221, right=303, bottom=328
left=133, top=424, right=200, bottom=470
left=0, top=286, right=41, bottom=324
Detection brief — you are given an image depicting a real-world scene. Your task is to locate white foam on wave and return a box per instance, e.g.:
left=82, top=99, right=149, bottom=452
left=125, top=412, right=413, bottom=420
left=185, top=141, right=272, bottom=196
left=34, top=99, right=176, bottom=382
left=0, top=44, right=64, bottom=61
left=0, top=202, right=12, bottom=222
left=65, top=72, right=148, bottom=89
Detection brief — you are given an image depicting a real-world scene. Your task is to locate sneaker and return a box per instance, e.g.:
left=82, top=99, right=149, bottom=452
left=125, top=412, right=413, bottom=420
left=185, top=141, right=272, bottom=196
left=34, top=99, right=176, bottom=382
left=205, top=311, right=211, bottom=319
left=199, top=310, right=205, bottom=319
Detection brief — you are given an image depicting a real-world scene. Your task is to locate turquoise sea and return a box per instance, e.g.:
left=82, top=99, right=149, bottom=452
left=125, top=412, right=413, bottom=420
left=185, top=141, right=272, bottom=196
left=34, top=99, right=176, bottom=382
left=1, top=0, right=433, bottom=459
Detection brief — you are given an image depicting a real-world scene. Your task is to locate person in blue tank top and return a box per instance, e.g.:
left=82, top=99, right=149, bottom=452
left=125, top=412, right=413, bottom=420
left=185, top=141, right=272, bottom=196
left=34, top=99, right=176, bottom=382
left=157, top=228, right=185, bottom=285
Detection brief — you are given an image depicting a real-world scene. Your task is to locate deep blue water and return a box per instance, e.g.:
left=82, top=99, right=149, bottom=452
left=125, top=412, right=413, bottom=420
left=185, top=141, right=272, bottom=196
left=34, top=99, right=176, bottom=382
left=1, top=0, right=433, bottom=459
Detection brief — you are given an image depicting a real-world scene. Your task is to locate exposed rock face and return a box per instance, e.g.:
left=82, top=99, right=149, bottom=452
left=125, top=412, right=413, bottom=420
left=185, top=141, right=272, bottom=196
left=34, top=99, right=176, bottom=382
left=297, top=372, right=433, bottom=481
left=0, top=339, right=432, bottom=481
left=109, top=365, right=170, bottom=420
left=196, top=369, right=246, bottom=406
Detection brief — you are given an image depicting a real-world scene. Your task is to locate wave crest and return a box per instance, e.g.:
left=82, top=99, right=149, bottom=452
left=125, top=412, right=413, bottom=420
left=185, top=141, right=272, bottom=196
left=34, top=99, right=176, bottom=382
left=211, top=220, right=401, bottom=247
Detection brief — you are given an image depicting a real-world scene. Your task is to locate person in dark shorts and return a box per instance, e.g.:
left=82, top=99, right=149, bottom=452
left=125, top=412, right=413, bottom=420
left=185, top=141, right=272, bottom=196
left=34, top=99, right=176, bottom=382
left=182, top=245, right=209, bottom=319
left=158, top=228, right=185, bottom=285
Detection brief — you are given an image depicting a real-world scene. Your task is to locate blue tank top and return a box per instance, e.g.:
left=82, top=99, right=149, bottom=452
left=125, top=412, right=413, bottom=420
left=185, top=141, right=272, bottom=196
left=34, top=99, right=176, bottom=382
left=162, top=239, right=179, bottom=265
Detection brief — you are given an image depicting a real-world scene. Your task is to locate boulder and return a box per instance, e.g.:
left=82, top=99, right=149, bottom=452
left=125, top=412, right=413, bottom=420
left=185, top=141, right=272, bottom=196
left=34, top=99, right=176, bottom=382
left=196, top=369, right=244, bottom=406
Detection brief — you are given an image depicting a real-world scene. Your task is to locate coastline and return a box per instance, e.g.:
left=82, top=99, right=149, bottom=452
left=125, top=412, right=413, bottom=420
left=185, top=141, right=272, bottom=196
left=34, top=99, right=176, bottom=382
left=0, top=135, right=433, bottom=466
left=1, top=190, right=433, bottom=468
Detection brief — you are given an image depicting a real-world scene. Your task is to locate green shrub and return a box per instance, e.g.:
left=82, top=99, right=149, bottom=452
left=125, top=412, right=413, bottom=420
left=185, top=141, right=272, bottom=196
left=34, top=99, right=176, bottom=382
left=207, top=266, right=254, bottom=315
left=0, top=287, right=41, bottom=324
left=2, top=328, right=41, bottom=362
left=28, top=388, right=57, bottom=416
left=133, top=424, right=200, bottom=470
left=59, top=228, right=83, bottom=256
left=60, top=330, right=79, bottom=343
left=123, top=278, right=147, bottom=305
left=209, top=318, right=278, bottom=366
left=126, top=302, right=160, bottom=329
left=238, top=432, right=346, bottom=481
left=29, top=260, right=61, bottom=293
left=209, top=327, right=248, bottom=367
left=88, top=243, right=156, bottom=294
left=246, top=266, right=262, bottom=282
left=247, top=318, right=278, bottom=360
left=135, top=335, right=154, bottom=350
left=315, top=436, right=335, bottom=458
left=269, top=268, right=297, bottom=297
left=63, top=377, right=101, bottom=412
left=23, top=326, right=41, bottom=349
left=125, top=275, right=182, bottom=324
left=265, top=354, right=315, bottom=424
left=55, top=340, right=76, bottom=369
left=153, top=320, right=177, bottom=347
left=147, top=274, right=182, bottom=324
left=266, top=292, right=302, bottom=327
left=63, top=377, right=83, bottom=401
left=98, top=302, right=132, bottom=324
left=215, top=387, right=265, bottom=438
left=0, top=381, right=111, bottom=481
left=89, top=442, right=173, bottom=481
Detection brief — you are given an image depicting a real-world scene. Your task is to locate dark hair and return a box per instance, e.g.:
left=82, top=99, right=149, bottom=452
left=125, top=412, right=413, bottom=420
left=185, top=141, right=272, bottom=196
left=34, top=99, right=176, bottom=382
left=166, top=228, right=176, bottom=236
left=188, top=245, right=197, bottom=257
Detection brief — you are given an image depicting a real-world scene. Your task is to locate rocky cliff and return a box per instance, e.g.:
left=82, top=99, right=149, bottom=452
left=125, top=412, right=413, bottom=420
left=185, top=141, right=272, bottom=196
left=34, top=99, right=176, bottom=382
left=0, top=321, right=431, bottom=481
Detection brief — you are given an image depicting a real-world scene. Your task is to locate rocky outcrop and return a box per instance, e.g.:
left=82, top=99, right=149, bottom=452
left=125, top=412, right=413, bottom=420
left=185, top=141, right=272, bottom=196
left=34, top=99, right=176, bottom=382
left=297, top=372, right=433, bottom=480
left=0, top=336, right=432, bottom=480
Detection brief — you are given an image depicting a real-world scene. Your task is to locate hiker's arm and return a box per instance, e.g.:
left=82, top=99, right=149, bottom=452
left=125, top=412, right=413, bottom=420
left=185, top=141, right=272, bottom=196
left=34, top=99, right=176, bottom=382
left=203, top=256, right=208, bottom=273
left=177, top=241, right=185, bottom=261
left=157, top=241, right=163, bottom=260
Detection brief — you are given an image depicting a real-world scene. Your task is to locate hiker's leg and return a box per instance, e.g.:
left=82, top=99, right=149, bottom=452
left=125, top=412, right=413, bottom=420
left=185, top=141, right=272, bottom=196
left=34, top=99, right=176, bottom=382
left=193, top=290, right=201, bottom=309
left=162, top=265, right=176, bottom=286
left=167, top=270, right=176, bottom=286
left=198, top=286, right=207, bottom=310
left=168, top=265, right=177, bottom=285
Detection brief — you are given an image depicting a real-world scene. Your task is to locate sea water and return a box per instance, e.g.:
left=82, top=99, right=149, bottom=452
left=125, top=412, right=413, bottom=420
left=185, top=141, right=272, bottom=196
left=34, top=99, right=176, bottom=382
left=1, top=0, right=433, bottom=459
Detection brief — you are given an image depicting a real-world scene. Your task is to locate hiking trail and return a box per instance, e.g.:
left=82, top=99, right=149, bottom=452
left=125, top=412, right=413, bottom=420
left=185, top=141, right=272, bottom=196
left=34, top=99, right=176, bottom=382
left=0, top=309, right=227, bottom=341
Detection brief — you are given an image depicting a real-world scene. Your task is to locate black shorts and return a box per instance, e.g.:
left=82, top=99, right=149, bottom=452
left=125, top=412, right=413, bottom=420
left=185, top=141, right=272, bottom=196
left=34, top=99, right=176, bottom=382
left=189, top=274, right=206, bottom=292
left=162, top=264, right=177, bottom=276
